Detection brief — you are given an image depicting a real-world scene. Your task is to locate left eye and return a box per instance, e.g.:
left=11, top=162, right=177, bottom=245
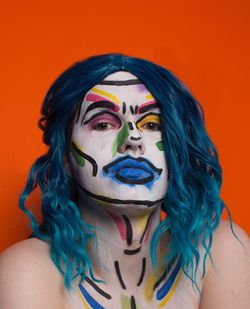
left=142, top=122, right=162, bottom=131
left=92, top=122, right=115, bottom=131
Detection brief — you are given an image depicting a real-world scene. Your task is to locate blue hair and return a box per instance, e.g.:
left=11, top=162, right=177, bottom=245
left=20, top=53, right=230, bottom=290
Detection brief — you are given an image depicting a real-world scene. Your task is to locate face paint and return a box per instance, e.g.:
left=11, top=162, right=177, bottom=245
left=156, top=141, right=163, bottom=151
left=69, top=71, right=168, bottom=206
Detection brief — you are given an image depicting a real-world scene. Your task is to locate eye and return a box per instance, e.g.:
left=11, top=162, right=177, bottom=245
left=92, top=122, right=115, bottom=131
left=142, top=122, right=162, bottom=131
left=136, top=113, right=162, bottom=132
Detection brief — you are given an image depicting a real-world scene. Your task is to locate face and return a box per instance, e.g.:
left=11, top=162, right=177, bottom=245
left=69, top=71, right=168, bottom=208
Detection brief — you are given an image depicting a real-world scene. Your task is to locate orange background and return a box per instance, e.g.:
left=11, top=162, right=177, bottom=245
left=1, top=0, right=249, bottom=251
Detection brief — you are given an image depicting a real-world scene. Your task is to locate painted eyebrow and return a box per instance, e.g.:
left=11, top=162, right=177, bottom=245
left=136, top=112, right=161, bottom=126
left=83, top=110, right=122, bottom=126
left=81, top=101, right=120, bottom=125
left=138, top=100, right=158, bottom=114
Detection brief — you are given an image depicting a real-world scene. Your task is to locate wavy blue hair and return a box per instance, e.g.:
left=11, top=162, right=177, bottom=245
left=20, top=53, right=230, bottom=289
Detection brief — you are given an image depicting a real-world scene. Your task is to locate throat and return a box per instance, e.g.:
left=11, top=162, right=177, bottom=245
left=77, top=192, right=162, bottom=284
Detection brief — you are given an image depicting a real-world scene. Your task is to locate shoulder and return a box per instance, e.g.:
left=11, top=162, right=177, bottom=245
left=200, top=220, right=250, bottom=309
left=0, top=238, right=65, bottom=309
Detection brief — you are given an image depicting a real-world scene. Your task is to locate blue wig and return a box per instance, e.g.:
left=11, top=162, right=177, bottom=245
left=20, top=53, right=230, bottom=289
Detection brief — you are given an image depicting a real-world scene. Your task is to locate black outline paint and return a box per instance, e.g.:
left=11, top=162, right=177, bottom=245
left=136, top=112, right=161, bottom=127
left=83, top=110, right=122, bottom=127
left=130, top=136, right=141, bottom=141
left=153, top=255, right=178, bottom=291
left=98, top=79, right=142, bottom=86
left=71, top=141, right=98, bottom=176
left=138, top=103, right=158, bottom=114
left=122, top=215, right=133, bottom=246
left=103, top=156, right=162, bottom=185
left=130, top=105, right=135, bottom=115
left=116, top=171, right=154, bottom=185
left=124, top=247, right=141, bottom=255
left=135, top=105, right=138, bottom=115
left=131, top=295, right=136, bottom=309
left=74, top=181, right=164, bottom=207
left=128, top=122, right=134, bottom=130
left=103, top=155, right=162, bottom=175
left=137, top=257, right=146, bottom=286
left=81, top=100, right=117, bottom=125
left=122, top=102, right=126, bottom=114
left=85, top=276, right=112, bottom=300
left=114, top=260, right=126, bottom=289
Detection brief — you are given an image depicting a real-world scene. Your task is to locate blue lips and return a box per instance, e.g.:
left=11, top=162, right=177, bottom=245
left=102, top=156, right=162, bottom=189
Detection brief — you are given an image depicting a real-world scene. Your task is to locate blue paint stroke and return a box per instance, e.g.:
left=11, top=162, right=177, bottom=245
left=102, top=156, right=162, bottom=189
left=156, top=257, right=182, bottom=300
left=79, top=284, right=106, bottom=309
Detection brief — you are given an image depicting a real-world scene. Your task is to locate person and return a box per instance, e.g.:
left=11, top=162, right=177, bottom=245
left=0, top=54, right=249, bottom=309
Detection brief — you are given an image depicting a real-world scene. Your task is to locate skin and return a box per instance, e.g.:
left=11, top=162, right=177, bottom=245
left=0, top=72, right=249, bottom=309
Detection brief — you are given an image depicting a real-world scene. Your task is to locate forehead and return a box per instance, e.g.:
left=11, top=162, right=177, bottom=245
left=84, top=71, right=154, bottom=104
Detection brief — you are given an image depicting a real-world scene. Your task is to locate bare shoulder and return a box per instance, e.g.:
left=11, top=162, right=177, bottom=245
left=200, top=220, right=250, bottom=309
left=0, top=238, right=64, bottom=309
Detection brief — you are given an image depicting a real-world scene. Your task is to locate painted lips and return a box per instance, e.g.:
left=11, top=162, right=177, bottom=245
left=103, top=155, right=162, bottom=186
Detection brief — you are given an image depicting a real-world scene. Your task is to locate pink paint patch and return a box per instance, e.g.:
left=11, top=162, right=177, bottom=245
left=138, top=100, right=157, bottom=114
left=85, top=93, right=119, bottom=112
left=106, top=211, right=126, bottom=240
left=145, top=215, right=153, bottom=242
left=137, top=84, right=148, bottom=92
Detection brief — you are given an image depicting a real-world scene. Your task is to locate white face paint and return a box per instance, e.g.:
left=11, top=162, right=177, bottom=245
left=69, top=71, right=168, bottom=208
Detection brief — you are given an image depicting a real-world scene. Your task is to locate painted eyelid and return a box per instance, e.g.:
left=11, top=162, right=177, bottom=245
left=84, top=111, right=122, bottom=126
left=87, top=114, right=121, bottom=128
left=137, top=115, right=161, bottom=126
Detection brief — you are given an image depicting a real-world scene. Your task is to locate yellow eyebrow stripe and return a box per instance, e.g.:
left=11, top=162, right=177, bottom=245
left=145, top=94, right=154, bottom=99
left=91, top=87, right=121, bottom=104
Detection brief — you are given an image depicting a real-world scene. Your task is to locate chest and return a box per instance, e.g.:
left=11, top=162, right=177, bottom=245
left=64, top=271, right=201, bottom=309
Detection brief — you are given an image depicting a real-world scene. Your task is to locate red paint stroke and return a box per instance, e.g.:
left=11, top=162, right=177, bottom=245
left=106, top=211, right=126, bottom=240
left=85, top=93, right=119, bottom=112
left=138, top=100, right=157, bottom=114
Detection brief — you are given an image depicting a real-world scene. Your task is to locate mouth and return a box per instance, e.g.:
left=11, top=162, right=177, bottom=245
left=102, top=155, right=162, bottom=186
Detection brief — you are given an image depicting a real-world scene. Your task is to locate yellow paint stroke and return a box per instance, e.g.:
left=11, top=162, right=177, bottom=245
left=144, top=270, right=157, bottom=301
left=145, top=93, right=154, bottom=99
left=137, top=114, right=161, bottom=131
left=121, top=294, right=131, bottom=308
left=78, top=290, right=91, bottom=309
left=91, top=87, right=121, bottom=104
left=158, top=271, right=182, bottom=308
left=72, top=138, right=84, bottom=152
left=136, top=208, right=154, bottom=232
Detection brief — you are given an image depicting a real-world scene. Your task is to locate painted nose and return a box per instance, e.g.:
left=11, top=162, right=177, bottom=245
left=118, top=122, right=145, bottom=154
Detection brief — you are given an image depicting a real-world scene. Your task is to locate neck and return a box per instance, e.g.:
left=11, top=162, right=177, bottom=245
left=77, top=191, right=166, bottom=291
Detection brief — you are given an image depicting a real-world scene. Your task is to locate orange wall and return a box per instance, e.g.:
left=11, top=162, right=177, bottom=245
left=1, top=0, right=249, bottom=251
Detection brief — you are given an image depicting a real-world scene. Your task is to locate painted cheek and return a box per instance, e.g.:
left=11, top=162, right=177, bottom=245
left=111, top=123, right=129, bottom=156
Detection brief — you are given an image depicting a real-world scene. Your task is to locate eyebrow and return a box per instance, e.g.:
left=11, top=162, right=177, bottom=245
left=138, top=100, right=158, bottom=114
left=81, top=101, right=120, bottom=125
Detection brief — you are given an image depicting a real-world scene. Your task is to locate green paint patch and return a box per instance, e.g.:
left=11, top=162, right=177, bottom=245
left=112, top=122, right=129, bottom=156
left=121, top=294, right=130, bottom=309
left=156, top=141, right=164, bottom=151
left=70, top=144, right=85, bottom=167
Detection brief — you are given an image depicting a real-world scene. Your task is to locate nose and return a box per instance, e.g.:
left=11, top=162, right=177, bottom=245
left=118, top=122, right=145, bottom=154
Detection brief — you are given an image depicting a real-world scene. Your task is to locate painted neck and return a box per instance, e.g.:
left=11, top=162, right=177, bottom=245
left=77, top=191, right=163, bottom=282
